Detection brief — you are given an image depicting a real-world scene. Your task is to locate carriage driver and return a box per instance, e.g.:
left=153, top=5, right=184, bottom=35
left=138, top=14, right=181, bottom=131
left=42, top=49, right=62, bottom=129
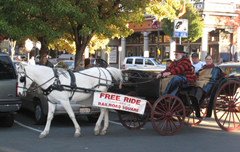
left=156, top=45, right=194, bottom=95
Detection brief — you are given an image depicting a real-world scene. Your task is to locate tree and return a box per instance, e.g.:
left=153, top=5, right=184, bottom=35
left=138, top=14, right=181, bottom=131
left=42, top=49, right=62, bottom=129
left=161, top=1, right=204, bottom=45
left=0, top=0, right=64, bottom=56
left=0, top=0, right=182, bottom=69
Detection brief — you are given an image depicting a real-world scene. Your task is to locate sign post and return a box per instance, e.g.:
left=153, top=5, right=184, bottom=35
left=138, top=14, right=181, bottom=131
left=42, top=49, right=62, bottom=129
left=173, top=19, right=188, bottom=44
left=231, top=45, right=236, bottom=61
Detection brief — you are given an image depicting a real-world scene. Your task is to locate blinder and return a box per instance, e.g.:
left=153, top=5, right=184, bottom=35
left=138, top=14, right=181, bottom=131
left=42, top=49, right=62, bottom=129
left=20, top=76, right=26, bottom=83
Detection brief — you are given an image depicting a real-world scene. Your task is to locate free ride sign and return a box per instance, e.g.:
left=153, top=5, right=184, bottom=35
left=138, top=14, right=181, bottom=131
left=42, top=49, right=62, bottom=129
left=93, top=92, right=147, bottom=115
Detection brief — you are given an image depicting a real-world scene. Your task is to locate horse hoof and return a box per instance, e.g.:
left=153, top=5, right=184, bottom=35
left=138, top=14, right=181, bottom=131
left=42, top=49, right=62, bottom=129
left=74, top=133, right=81, bottom=137
left=100, top=131, right=106, bottom=135
left=94, top=130, right=100, bottom=135
left=39, top=134, right=46, bottom=138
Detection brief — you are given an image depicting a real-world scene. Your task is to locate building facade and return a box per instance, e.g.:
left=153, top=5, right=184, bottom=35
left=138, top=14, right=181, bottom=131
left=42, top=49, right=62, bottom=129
left=103, top=0, right=240, bottom=68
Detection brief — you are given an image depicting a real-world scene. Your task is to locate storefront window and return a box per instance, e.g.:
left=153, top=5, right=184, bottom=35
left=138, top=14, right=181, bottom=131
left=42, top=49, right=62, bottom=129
left=208, top=31, right=219, bottom=42
left=220, top=32, right=230, bottom=43
left=164, top=35, right=170, bottom=43
left=139, top=34, right=143, bottom=44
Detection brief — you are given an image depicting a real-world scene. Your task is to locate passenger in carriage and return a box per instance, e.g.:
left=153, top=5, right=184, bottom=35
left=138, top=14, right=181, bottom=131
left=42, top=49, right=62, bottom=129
left=191, top=52, right=205, bottom=72
left=189, top=55, right=226, bottom=117
left=156, top=45, right=194, bottom=95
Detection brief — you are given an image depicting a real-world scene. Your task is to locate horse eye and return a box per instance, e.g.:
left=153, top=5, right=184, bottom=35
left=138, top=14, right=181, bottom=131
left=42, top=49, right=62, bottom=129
left=20, top=76, right=25, bottom=83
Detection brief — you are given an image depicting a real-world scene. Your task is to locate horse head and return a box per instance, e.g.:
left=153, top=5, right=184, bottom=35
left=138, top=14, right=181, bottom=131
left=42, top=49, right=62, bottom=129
left=106, top=67, right=123, bottom=89
left=17, top=64, right=33, bottom=97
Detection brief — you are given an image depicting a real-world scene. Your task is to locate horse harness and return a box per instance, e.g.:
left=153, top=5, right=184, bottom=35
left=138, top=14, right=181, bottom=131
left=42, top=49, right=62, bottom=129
left=40, top=68, right=112, bottom=100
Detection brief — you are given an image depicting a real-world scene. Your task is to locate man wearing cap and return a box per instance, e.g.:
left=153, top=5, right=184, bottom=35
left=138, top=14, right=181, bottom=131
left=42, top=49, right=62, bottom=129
left=191, top=52, right=205, bottom=72
left=156, top=45, right=194, bottom=95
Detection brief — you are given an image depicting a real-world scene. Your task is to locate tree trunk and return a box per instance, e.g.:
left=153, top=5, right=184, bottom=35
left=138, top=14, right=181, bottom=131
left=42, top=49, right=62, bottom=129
left=38, top=36, right=48, bottom=57
left=73, top=27, right=95, bottom=70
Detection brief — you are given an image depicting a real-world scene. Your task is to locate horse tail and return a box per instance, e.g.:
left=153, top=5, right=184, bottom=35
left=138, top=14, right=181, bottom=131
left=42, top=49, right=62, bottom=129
left=106, top=67, right=123, bottom=89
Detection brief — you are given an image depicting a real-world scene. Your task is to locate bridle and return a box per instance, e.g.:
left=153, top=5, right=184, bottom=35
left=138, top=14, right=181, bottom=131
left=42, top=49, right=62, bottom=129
left=18, top=70, right=57, bottom=92
left=18, top=70, right=34, bottom=92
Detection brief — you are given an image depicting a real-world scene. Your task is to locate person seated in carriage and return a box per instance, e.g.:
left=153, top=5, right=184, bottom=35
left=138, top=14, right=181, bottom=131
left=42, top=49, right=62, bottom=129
left=156, top=45, right=194, bottom=95
left=189, top=55, right=226, bottom=117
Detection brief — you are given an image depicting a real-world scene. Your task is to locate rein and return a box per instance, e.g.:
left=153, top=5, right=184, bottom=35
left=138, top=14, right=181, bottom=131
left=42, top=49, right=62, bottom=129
left=19, top=67, right=115, bottom=97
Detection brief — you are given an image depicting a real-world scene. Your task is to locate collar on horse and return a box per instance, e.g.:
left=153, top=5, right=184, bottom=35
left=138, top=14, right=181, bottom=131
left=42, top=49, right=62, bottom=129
left=42, top=69, right=77, bottom=100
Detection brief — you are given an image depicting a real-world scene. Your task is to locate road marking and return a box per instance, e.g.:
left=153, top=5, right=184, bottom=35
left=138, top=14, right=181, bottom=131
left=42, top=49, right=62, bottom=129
left=14, top=120, right=42, bottom=133
left=15, top=119, right=145, bottom=133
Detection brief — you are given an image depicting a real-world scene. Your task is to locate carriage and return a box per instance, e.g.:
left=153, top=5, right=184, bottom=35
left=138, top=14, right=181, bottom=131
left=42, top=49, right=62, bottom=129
left=109, top=69, right=240, bottom=135
left=18, top=65, right=240, bottom=137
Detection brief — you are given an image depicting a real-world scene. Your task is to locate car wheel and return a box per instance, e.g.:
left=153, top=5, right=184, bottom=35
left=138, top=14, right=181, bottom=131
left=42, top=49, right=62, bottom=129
left=87, top=114, right=100, bottom=123
left=34, top=101, right=47, bottom=125
left=0, top=113, right=14, bottom=127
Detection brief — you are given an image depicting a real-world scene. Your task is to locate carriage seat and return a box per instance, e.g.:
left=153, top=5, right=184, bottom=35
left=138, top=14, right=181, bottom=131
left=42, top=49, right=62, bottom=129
left=191, top=67, right=223, bottom=102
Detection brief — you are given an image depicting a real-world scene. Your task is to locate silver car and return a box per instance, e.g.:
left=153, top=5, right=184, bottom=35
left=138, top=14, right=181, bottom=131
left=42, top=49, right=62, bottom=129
left=218, top=62, right=240, bottom=75
left=122, top=56, right=166, bottom=72
left=20, top=81, right=100, bottom=125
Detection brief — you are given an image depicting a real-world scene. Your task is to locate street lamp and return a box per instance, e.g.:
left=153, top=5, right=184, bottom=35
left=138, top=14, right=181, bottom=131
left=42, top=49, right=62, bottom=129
left=118, top=46, right=122, bottom=69
left=9, top=39, right=16, bottom=61
left=25, top=38, right=33, bottom=62
left=35, top=41, right=41, bottom=55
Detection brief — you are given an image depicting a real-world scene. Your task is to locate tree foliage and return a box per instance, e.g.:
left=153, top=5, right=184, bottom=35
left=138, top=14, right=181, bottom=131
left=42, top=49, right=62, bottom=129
left=0, top=0, right=183, bottom=69
left=161, top=0, right=204, bottom=43
left=146, top=0, right=181, bottom=22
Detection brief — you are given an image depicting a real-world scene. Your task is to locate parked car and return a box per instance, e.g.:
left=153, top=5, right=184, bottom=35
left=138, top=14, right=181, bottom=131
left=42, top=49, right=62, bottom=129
left=0, top=53, right=21, bottom=127
left=218, top=62, right=240, bottom=75
left=57, top=54, right=75, bottom=62
left=122, top=56, right=166, bottom=72
left=54, top=60, right=75, bottom=70
left=91, top=58, right=108, bottom=68
left=20, top=81, right=100, bottom=124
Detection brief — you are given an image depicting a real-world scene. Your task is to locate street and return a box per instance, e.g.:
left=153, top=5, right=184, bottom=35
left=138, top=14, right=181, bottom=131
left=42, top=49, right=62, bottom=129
left=1, top=110, right=240, bottom=152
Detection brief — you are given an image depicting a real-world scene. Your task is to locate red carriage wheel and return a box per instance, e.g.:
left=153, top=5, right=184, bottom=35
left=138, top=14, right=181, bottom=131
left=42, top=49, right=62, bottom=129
left=151, top=94, right=185, bottom=135
left=214, top=81, right=240, bottom=131
left=118, top=111, right=150, bottom=130
left=118, top=91, right=150, bottom=130
left=184, top=98, right=209, bottom=126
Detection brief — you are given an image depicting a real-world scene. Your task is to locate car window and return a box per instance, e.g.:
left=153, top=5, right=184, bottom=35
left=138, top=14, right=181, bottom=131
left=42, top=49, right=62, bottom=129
left=126, top=59, right=133, bottom=64
left=0, top=56, right=16, bottom=79
left=152, top=58, right=161, bottom=65
left=145, top=59, right=154, bottom=65
left=220, top=66, right=240, bottom=74
left=135, top=59, right=143, bottom=65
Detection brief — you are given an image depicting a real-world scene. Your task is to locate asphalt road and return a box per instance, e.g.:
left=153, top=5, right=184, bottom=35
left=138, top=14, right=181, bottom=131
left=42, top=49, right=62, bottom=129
left=1, top=110, right=240, bottom=152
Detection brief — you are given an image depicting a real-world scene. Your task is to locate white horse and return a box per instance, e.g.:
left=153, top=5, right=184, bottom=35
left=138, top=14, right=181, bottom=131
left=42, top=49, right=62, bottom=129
left=17, top=65, right=123, bottom=138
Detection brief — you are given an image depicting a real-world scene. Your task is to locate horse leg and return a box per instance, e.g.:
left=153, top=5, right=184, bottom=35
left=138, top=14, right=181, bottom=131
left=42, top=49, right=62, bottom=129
left=100, top=108, right=109, bottom=135
left=61, top=101, right=81, bottom=137
left=39, top=102, right=56, bottom=138
left=94, top=108, right=106, bottom=135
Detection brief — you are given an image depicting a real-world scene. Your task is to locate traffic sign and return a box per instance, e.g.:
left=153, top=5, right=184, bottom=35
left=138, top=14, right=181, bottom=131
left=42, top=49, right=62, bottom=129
left=174, top=32, right=188, bottom=38
left=173, top=19, right=188, bottom=38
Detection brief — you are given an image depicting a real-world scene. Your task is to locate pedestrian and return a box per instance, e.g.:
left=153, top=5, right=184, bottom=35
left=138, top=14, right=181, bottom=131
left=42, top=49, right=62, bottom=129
left=165, top=59, right=172, bottom=69
left=156, top=45, right=194, bottom=95
left=191, top=52, right=204, bottom=72
left=28, top=56, right=36, bottom=65
left=39, top=55, right=53, bottom=68
left=84, top=58, right=92, bottom=69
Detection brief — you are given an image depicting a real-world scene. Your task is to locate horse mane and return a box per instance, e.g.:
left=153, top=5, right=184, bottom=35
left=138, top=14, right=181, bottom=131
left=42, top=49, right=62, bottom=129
left=106, top=67, right=123, bottom=89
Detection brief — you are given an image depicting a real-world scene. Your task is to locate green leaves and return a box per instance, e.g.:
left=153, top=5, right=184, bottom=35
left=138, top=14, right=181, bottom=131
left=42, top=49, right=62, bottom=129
left=161, top=0, right=204, bottom=43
